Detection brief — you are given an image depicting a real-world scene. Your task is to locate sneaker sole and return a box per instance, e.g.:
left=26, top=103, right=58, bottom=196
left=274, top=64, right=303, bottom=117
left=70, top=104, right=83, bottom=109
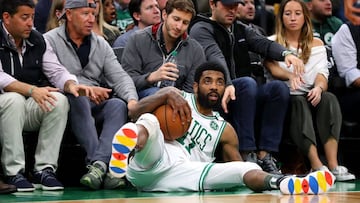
left=109, top=123, right=138, bottom=178
left=280, top=170, right=335, bottom=195
left=103, top=176, right=126, bottom=190
left=34, top=183, right=64, bottom=191
left=335, top=174, right=356, bottom=182
left=80, top=176, right=101, bottom=190
left=16, top=187, right=35, bottom=192
left=41, top=185, right=64, bottom=191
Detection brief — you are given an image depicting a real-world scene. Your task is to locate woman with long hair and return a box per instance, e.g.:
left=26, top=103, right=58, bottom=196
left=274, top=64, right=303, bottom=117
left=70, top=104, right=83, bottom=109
left=93, top=0, right=122, bottom=46
left=45, top=0, right=65, bottom=32
left=264, top=0, right=355, bottom=181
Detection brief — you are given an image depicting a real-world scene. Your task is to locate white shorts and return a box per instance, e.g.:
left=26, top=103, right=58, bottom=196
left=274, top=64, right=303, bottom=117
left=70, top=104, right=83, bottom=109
left=126, top=113, right=261, bottom=191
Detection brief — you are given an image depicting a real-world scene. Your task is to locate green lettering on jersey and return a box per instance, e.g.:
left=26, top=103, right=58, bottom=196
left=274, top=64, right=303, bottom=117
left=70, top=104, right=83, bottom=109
left=178, top=120, right=213, bottom=154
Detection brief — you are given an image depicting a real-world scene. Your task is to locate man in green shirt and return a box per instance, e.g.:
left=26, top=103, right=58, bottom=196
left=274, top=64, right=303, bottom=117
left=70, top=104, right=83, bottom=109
left=305, top=0, right=343, bottom=46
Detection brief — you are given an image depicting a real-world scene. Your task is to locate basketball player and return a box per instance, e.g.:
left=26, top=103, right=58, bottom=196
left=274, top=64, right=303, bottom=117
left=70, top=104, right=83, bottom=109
left=109, top=62, right=335, bottom=194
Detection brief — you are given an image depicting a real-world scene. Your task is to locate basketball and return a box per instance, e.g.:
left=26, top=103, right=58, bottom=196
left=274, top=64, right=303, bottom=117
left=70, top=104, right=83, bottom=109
left=153, top=104, right=191, bottom=141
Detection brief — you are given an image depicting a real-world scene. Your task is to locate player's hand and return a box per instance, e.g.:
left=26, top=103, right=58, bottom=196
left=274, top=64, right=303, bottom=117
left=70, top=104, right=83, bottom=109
left=221, top=85, right=236, bottom=113
left=165, top=88, right=192, bottom=125
left=147, top=63, right=179, bottom=84
left=127, top=99, right=138, bottom=117
left=307, top=86, right=322, bottom=107
left=31, top=86, right=59, bottom=112
left=285, top=54, right=304, bottom=76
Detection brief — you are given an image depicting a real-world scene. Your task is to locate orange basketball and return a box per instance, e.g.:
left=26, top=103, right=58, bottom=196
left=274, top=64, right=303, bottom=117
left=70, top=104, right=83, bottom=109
left=153, top=104, right=191, bottom=141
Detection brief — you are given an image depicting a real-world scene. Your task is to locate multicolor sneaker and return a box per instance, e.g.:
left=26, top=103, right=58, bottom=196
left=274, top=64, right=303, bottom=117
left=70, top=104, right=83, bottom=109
left=109, top=123, right=138, bottom=178
left=279, top=170, right=336, bottom=195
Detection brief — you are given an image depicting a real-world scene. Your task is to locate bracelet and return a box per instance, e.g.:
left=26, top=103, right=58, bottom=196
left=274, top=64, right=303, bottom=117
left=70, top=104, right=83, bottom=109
left=28, top=86, right=35, bottom=96
left=282, top=50, right=293, bottom=57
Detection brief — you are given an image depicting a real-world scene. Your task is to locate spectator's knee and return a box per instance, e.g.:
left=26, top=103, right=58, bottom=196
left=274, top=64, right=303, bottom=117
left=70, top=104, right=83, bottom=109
left=232, top=77, right=257, bottom=96
left=51, top=92, right=69, bottom=115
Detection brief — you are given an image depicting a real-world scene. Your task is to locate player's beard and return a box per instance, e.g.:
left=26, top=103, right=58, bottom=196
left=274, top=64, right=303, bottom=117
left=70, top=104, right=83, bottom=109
left=198, top=89, right=222, bottom=109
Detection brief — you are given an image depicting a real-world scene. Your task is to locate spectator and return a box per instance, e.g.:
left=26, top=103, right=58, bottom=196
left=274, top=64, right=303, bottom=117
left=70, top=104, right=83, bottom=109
left=45, top=0, right=65, bottom=32
left=94, top=0, right=122, bottom=45
left=189, top=0, right=304, bottom=174
left=305, top=0, right=343, bottom=46
left=102, top=0, right=117, bottom=25
left=113, top=0, right=161, bottom=47
left=237, top=0, right=266, bottom=35
left=332, top=23, right=360, bottom=136
left=34, top=0, right=52, bottom=33
left=44, top=0, right=139, bottom=190
left=121, top=0, right=206, bottom=98
left=158, top=0, right=168, bottom=10
left=0, top=0, right=93, bottom=191
left=114, top=0, right=133, bottom=30
left=236, top=0, right=266, bottom=84
left=108, top=62, right=335, bottom=195
left=265, top=0, right=355, bottom=182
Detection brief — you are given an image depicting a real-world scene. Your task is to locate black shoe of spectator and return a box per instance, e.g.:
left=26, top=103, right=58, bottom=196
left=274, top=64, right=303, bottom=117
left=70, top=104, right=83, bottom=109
left=258, top=153, right=282, bottom=175
left=32, top=167, right=64, bottom=191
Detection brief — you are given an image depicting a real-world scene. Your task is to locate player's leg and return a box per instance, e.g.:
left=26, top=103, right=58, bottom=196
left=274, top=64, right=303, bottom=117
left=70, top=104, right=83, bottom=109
left=203, top=161, right=335, bottom=195
left=202, top=161, right=265, bottom=191
left=109, top=113, right=164, bottom=178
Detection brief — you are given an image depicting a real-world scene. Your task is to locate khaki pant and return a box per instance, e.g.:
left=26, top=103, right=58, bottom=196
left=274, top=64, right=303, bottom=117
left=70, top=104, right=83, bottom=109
left=0, top=92, right=69, bottom=176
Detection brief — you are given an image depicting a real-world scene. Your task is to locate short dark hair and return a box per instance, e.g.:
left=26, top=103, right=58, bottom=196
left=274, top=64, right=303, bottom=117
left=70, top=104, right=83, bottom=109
left=164, top=0, right=195, bottom=18
left=0, top=0, right=35, bottom=18
left=128, top=0, right=142, bottom=26
left=194, top=61, right=227, bottom=84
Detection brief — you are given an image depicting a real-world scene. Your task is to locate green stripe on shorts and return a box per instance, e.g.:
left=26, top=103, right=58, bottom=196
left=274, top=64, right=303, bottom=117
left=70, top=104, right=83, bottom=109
left=198, top=163, right=215, bottom=191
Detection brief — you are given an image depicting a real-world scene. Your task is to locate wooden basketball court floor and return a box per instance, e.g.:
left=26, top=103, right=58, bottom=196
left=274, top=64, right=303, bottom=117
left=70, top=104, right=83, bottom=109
left=1, top=180, right=360, bottom=203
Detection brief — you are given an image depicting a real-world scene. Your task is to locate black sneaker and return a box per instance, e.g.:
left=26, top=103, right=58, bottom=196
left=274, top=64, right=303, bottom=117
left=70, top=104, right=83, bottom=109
left=257, top=153, right=282, bottom=175
left=245, top=152, right=258, bottom=163
left=32, top=168, right=64, bottom=191
left=7, top=173, right=35, bottom=192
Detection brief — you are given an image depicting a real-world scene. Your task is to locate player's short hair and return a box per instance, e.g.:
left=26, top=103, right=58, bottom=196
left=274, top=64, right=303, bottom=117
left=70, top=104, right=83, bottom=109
left=194, top=61, right=227, bottom=84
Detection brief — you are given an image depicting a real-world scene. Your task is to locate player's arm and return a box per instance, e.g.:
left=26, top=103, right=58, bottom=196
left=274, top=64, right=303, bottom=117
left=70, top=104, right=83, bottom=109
left=219, top=122, right=243, bottom=162
left=128, top=87, right=191, bottom=123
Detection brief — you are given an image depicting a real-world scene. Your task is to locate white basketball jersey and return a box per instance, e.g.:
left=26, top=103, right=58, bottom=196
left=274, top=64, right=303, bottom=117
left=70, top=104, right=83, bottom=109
left=176, top=92, right=227, bottom=162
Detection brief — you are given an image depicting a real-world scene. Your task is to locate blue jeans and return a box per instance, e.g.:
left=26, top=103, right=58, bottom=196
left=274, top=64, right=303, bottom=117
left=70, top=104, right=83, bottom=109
left=224, top=77, right=289, bottom=152
left=67, top=95, right=128, bottom=165
left=138, top=87, right=160, bottom=99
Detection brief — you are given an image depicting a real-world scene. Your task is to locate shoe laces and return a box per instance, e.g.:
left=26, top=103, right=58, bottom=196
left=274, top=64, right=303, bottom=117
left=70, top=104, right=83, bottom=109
left=38, top=168, right=57, bottom=182
left=87, top=165, right=105, bottom=181
left=259, top=154, right=280, bottom=173
left=333, top=166, right=349, bottom=174
left=10, top=173, right=27, bottom=183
